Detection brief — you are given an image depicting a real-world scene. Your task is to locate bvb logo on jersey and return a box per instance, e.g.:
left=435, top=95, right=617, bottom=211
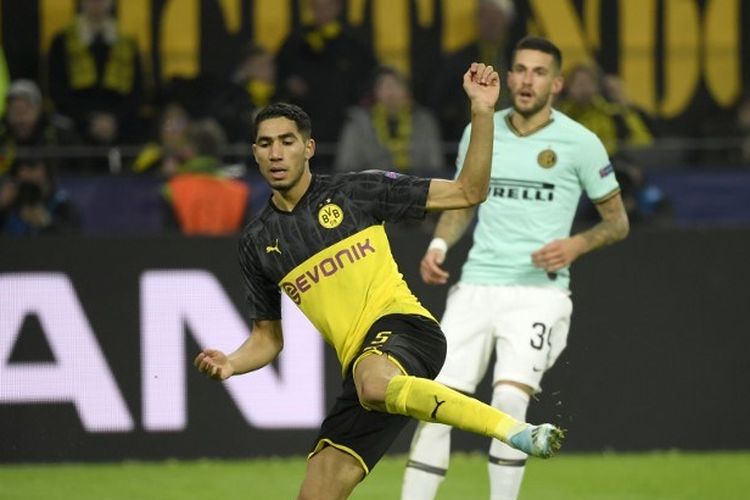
left=318, top=203, right=344, bottom=229
left=537, top=149, right=557, bottom=168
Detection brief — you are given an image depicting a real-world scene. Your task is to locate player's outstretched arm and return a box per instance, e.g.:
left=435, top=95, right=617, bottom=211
left=532, top=193, right=629, bottom=272
left=421, top=207, right=476, bottom=284
left=426, top=63, right=499, bottom=211
left=194, top=319, right=284, bottom=381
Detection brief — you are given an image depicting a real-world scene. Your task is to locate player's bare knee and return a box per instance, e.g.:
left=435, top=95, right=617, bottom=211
left=356, top=374, right=389, bottom=410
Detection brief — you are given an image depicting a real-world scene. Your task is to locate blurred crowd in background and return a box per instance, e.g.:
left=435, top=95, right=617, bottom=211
left=1, top=0, right=748, bottom=237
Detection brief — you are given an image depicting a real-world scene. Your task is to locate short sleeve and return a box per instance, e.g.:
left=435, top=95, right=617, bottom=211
left=238, top=237, right=281, bottom=320
left=344, top=171, right=431, bottom=222
left=577, top=132, right=621, bottom=202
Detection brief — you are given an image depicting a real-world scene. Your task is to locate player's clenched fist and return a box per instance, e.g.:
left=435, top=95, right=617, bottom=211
left=194, top=348, right=234, bottom=381
left=463, top=62, right=501, bottom=111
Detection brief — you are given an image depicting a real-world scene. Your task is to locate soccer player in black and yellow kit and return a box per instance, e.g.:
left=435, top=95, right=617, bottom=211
left=194, top=63, right=563, bottom=499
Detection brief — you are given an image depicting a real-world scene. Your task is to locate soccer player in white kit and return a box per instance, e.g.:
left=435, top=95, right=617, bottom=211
left=401, top=36, right=630, bottom=500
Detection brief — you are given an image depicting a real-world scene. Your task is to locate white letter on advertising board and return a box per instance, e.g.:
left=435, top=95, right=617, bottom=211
left=140, top=271, right=323, bottom=431
left=0, top=273, right=134, bottom=432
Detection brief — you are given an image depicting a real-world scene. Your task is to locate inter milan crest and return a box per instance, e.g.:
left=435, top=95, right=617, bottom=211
left=537, top=149, right=557, bottom=169
left=318, top=203, right=344, bottom=228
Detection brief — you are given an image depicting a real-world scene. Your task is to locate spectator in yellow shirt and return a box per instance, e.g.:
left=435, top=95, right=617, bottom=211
left=557, top=64, right=653, bottom=157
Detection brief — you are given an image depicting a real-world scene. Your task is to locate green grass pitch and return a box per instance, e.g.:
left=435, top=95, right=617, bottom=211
left=2, top=451, right=749, bottom=499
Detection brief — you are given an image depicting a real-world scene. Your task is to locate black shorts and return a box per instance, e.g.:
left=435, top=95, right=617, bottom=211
left=309, top=314, right=447, bottom=474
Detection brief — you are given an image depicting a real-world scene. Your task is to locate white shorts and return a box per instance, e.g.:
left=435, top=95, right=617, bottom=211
left=435, top=283, right=573, bottom=394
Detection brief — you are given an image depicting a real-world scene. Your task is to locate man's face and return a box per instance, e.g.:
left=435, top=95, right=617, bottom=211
left=245, top=52, right=275, bottom=82
left=566, top=68, right=598, bottom=105
left=7, top=97, right=41, bottom=140
left=311, top=0, right=342, bottom=26
left=159, top=105, right=189, bottom=147
left=375, top=74, right=410, bottom=113
left=253, top=117, right=314, bottom=192
left=507, top=49, right=563, bottom=118
left=81, top=0, right=113, bottom=20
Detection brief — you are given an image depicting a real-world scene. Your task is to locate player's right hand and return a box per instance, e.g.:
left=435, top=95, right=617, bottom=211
left=462, top=62, right=501, bottom=112
left=194, top=349, right=234, bottom=381
left=420, top=248, right=450, bottom=285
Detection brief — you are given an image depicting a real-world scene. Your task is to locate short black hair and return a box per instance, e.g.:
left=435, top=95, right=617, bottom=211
left=254, top=102, right=312, bottom=141
left=512, top=36, right=563, bottom=71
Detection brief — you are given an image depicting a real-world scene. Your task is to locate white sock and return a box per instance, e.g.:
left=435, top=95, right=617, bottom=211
left=401, top=421, right=451, bottom=500
left=488, top=384, right=531, bottom=500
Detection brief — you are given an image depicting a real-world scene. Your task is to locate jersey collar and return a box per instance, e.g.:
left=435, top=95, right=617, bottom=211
left=505, top=110, right=555, bottom=138
left=268, top=173, right=317, bottom=215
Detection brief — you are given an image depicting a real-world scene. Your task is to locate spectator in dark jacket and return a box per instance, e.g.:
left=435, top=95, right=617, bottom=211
left=47, top=0, right=145, bottom=146
left=0, top=157, right=80, bottom=236
left=230, top=43, right=284, bottom=132
left=0, top=80, right=80, bottom=175
left=275, top=0, right=377, bottom=145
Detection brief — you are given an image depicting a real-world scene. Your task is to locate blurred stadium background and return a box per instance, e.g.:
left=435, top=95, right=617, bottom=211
left=1, top=0, right=749, bottom=498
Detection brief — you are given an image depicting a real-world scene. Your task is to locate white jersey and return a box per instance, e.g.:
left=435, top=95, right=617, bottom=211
left=455, top=108, right=620, bottom=290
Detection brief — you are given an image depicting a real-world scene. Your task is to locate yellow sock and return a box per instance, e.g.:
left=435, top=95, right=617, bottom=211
left=384, top=375, right=527, bottom=443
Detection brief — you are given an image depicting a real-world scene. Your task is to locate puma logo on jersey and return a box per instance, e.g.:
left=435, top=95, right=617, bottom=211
left=431, top=396, right=446, bottom=419
left=266, top=239, right=281, bottom=255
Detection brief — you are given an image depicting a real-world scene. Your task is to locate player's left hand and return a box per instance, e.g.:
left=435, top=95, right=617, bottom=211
left=420, top=247, right=450, bottom=285
left=463, top=62, right=501, bottom=112
left=531, top=236, right=587, bottom=272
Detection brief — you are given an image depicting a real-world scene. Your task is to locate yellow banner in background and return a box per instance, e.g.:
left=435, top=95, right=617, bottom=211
left=529, top=0, right=594, bottom=70
left=620, top=0, right=656, bottom=113
left=373, top=0, right=410, bottom=74
left=661, top=0, right=701, bottom=118
left=218, top=0, right=242, bottom=34
left=442, top=0, right=476, bottom=53
left=160, top=0, right=199, bottom=80
left=255, top=0, right=291, bottom=53
left=118, top=0, right=151, bottom=86
left=11, top=0, right=747, bottom=118
left=40, top=0, right=75, bottom=53
left=704, top=0, right=740, bottom=108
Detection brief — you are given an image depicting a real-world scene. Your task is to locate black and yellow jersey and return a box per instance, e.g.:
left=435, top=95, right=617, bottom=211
left=239, top=171, right=436, bottom=373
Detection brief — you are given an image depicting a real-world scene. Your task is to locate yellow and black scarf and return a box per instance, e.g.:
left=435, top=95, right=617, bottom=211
left=64, top=18, right=135, bottom=94
left=371, top=104, right=412, bottom=172
left=304, top=20, right=343, bottom=53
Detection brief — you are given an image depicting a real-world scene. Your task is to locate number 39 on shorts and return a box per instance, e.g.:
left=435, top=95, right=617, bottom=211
left=530, top=322, right=551, bottom=350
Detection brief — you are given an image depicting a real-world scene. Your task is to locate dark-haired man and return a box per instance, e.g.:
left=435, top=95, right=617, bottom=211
left=194, top=63, right=563, bottom=500
left=402, top=37, right=629, bottom=500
